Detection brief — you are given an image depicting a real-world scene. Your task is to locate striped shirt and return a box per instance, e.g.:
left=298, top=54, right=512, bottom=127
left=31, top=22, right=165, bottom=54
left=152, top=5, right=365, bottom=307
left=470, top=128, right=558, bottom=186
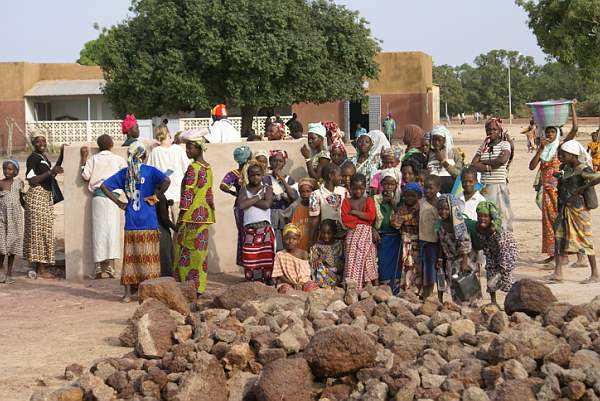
left=477, top=141, right=511, bottom=184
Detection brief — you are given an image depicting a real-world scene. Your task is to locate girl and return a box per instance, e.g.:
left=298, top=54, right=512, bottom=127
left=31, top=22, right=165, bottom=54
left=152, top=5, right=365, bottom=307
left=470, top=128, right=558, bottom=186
left=281, top=177, right=318, bottom=252
left=309, top=163, right=348, bottom=239
left=374, top=172, right=401, bottom=286
left=101, top=141, right=170, bottom=302
left=587, top=132, right=600, bottom=172
left=471, top=118, right=514, bottom=231
left=264, top=150, right=297, bottom=250
left=391, top=182, right=422, bottom=292
left=419, top=175, right=441, bottom=300
left=436, top=194, right=478, bottom=303
left=341, top=173, right=378, bottom=289
left=253, top=150, right=269, bottom=171
left=427, top=125, right=462, bottom=194
left=549, top=140, right=600, bottom=283
left=0, top=159, right=24, bottom=284
left=350, top=132, right=381, bottom=186
left=400, top=161, right=420, bottom=190
left=220, top=146, right=252, bottom=266
left=266, top=123, right=286, bottom=141
left=172, top=130, right=215, bottom=294
left=301, top=122, right=331, bottom=180
left=80, top=134, right=127, bottom=279
left=330, top=142, right=347, bottom=166
left=24, top=130, right=64, bottom=279
left=475, top=201, right=518, bottom=304
left=340, top=161, right=356, bottom=191
left=370, top=146, right=403, bottom=195
left=238, top=160, right=275, bottom=282
left=272, top=223, right=317, bottom=293
left=310, top=219, right=344, bottom=288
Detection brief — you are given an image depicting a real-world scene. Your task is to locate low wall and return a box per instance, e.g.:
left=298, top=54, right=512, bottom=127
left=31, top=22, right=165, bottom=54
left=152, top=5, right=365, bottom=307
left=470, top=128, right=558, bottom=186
left=63, top=139, right=308, bottom=279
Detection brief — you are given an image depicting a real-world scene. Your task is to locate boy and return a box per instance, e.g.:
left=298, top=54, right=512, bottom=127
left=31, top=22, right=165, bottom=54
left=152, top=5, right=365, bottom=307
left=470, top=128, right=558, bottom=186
left=456, top=167, right=485, bottom=220
left=419, top=175, right=442, bottom=300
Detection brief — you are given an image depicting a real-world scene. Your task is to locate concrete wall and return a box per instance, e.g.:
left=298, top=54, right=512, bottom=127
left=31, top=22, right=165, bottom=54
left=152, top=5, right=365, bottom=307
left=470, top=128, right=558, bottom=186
left=292, top=101, right=343, bottom=128
left=63, top=139, right=308, bottom=279
left=368, top=52, right=433, bottom=95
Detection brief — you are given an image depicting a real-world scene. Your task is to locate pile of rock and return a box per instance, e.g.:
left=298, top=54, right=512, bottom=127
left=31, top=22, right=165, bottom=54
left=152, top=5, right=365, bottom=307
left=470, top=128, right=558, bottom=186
left=32, top=277, right=600, bottom=401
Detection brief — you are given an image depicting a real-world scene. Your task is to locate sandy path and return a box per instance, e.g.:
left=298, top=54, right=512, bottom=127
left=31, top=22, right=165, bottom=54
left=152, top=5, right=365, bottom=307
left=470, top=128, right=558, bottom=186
left=1, top=124, right=600, bottom=401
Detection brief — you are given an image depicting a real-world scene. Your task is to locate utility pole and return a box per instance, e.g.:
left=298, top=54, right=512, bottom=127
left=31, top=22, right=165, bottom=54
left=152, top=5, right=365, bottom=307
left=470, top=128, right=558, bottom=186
left=508, top=61, right=512, bottom=125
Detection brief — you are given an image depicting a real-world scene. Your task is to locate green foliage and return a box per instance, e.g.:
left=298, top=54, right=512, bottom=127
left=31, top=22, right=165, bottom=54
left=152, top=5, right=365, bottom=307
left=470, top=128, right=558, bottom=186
left=95, top=0, right=380, bottom=121
left=433, top=64, right=466, bottom=116
left=77, top=38, right=103, bottom=66
left=517, top=0, right=600, bottom=70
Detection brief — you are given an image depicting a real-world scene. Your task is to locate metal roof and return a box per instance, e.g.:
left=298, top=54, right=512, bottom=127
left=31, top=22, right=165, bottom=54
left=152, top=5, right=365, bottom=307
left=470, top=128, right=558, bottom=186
left=25, top=79, right=105, bottom=97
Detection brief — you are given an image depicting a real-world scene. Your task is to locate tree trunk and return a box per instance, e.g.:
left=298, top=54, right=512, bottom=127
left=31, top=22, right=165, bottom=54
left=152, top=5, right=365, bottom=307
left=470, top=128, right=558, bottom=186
left=240, top=106, right=257, bottom=138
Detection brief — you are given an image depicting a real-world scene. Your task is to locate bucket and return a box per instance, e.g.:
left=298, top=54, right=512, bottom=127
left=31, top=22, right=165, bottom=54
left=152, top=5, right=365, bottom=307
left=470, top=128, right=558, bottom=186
left=526, top=99, right=572, bottom=128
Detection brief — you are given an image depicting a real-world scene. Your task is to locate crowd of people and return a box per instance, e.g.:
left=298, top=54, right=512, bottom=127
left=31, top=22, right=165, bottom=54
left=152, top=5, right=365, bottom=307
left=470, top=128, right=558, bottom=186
left=1, top=103, right=599, bottom=307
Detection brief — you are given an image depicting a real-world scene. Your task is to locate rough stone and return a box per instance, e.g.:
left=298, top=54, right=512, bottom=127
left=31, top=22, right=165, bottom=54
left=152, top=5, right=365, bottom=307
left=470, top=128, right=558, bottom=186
left=138, top=277, right=191, bottom=316
left=422, top=374, right=447, bottom=389
left=254, top=358, right=313, bottom=401
left=223, top=342, right=254, bottom=370
left=570, top=350, right=600, bottom=370
left=174, top=352, right=228, bottom=401
left=504, top=279, right=558, bottom=317
left=321, top=384, right=352, bottom=401
left=226, top=371, right=257, bottom=401
left=450, top=319, right=476, bottom=337
left=566, top=381, right=586, bottom=400
left=173, top=325, right=192, bottom=344
left=214, top=282, right=278, bottom=310
left=492, top=379, right=536, bottom=401
left=136, top=308, right=178, bottom=358
left=462, top=386, right=490, bottom=401
left=503, top=359, right=529, bottom=380
left=76, top=372, right=116, bottom=401
left=64, top=364, right=85, bottom=381
left=489, top=311, right=509, bottom=334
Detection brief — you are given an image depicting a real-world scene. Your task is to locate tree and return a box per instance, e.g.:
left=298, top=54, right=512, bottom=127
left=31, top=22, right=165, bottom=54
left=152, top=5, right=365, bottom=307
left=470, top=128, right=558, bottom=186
left=96, top=0, right=380, bottom=133
left=77, top=38, right=103, bottom=66
left=517, top=0, right=600, bottom=70
left=433, top=64, right=466, bottom=117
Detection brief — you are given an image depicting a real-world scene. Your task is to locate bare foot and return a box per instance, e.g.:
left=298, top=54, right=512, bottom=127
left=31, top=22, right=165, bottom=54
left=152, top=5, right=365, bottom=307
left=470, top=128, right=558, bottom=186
left=545, top=274, right=564, bottom=283
left=537, top=256, right=554, bottom=264
left=568, top=261, right=587, bottom=269
left=38, top=272, right=56, bottom=279
left=121, top=295, right=132, bottom=303
left=580, top=276, right=600, bottom=284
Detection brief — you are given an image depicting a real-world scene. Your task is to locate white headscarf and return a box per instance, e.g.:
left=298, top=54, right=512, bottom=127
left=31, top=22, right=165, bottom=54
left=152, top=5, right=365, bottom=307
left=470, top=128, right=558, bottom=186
left=430, top=125, right=454, bottom=159
left=540, top=126, right=561, bottom=162
left=561, top=139, right=593, bottom=167
left=366, top=130, right=391, bottom=156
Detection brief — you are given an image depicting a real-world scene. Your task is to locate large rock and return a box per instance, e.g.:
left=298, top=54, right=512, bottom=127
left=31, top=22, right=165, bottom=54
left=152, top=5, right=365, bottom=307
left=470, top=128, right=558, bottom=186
left=138, top=277, right=190, bottom=316
left=214, top=282, right=277, bottom=310
left=227, top=371, right=257, bottom=401
left=136, top=308, right=179, bottom=358
left=119, top=298, right=170, bottom=347
left=492, top=322, right=560, bottom=361
left=255, top=358, right=314, bottom=401
left=304, top=325, right=377, bottom=378
left=491, top=379, right=536, bottom=401
left=175, top=352, right=228, bottom=401
left=504, top=279, right=557, bottom=317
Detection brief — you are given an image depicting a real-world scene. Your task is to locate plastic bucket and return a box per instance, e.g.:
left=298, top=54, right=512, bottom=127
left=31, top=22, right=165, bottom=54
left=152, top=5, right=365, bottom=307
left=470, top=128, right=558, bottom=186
left=526, top=99, right=572, bottom=128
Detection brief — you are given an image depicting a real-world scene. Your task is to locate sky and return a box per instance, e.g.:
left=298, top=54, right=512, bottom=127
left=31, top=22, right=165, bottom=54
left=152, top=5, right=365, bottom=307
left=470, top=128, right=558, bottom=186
left=0, top=0, right=547, bottom=66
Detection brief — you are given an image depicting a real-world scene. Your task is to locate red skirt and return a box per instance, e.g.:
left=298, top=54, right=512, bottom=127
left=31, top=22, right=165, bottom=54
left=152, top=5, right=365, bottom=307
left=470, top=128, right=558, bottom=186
left=242, top=224, right=275, bottom=282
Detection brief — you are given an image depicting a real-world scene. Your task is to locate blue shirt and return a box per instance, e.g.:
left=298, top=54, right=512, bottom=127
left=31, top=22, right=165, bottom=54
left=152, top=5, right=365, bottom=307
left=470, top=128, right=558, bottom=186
left=103, top=165, right=167, bottom=230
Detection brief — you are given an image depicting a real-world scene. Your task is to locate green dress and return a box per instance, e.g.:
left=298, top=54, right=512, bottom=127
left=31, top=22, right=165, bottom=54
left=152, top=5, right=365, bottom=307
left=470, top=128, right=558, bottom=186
left=174, top=161, right=215, bottom=293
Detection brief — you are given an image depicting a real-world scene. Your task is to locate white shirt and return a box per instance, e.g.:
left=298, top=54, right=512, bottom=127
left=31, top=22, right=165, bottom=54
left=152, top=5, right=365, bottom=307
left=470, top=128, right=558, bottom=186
left=205, top=119, right=241, bottom=143
left=457, top=191, right=486, bottom=221
left=81, top=150, right=127, bottom=193
left=148, top=144, right=190, bottom=202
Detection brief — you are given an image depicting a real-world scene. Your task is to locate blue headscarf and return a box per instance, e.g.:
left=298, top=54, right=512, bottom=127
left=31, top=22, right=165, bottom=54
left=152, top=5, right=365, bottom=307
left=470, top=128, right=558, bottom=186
left=233, top=146, right=252, bottom=166
left=403, top=181, right=423, bottom=196
left=2, top=159, right=19, bottom=176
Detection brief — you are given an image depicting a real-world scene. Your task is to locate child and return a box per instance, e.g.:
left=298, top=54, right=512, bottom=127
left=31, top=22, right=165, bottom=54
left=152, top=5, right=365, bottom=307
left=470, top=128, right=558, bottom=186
left=587, top=132, right=600, bottom=172
left=264, top=150, right=297, bottom=250
left=101, top=141, right=170, bottom=302
left=549, top=140, right=600, bottom=283
left=391, top=182, right=422, bottom=292
left=310, top=219, right=344, bottom=288
left=436, top=194, right=478, bottom=303
left=374, top=172, right=401, bottom=286
left=309, top=163, right=348, bottom=239
left=253, top=150, right=269, bottom=171
left=456, top=167, right=486, bottom=221
left=419, top=175, right=441, bottom=300
left=81, top=134, right=127, bottom=279
left=220, top=146, right=252, bottom=266
left=475, top=201, right=518, bottom=304
left=520, top=119, right=537, bottom=153
left=0, top=159, right=24, bottom=284
left=156, top=193, right=176, bottom=277
left=341, top=173, right=378, bottom=289
left=400, top=160, right=419, bottom=191
left=272, top=223, right=317, bottom=293
left=340, top=161, right=356, bottom=191
left=281, top=177, right=318, bottom=252
left=237, top=160, right=275, bottom=282
left=370, top=146, right=402, bottom=194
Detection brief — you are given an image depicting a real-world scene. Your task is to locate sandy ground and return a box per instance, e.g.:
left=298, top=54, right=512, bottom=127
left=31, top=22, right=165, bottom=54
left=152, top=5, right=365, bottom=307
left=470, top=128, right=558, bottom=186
left=2, top=124, right=600, bottom=401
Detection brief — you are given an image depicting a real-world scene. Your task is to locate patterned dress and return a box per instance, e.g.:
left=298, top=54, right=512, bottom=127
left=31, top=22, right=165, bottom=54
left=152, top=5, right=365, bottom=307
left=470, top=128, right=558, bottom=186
left=587, top=141, right=600, bottom=172
left=477, top=230, right=518, bottom=292
left=350, top=154, right=380, bottom=185
left=272, top=250, right=316, bottom=292
left=174, top=161, right=215, bottom=294
left=221, top=169, right=243, bottom=265
left=375, top=195, right=402, bottom=282
left=540, top=156, right=561, bottom=256
left=393, top=204, right=421, bottom=289
left=0, top=178, right=24, bottom=256
left=310, top=241, right=344, bottom=287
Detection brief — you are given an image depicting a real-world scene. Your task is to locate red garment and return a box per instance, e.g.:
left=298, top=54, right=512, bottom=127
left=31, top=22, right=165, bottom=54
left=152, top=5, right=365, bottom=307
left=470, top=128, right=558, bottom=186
left=341, top=197, right=376, bottom=229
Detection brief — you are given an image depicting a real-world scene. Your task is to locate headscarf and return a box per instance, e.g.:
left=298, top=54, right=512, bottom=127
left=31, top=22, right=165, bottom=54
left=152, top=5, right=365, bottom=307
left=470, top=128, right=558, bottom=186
left=126, top=141, right=146, bottom=199
left=2, top=159, right=19, bottom=176
left=241, top=159, right=264, bottom=187
left=30, top=128, right=47, bottom=143
left=307, top=122, right=327, bottom=139
left=476, top=201, right=503, bottom=232
left=431, top=125, right=454, bottom=159
left=380, top=169, right=399, bottom=183
left=233, top=146, right=252, bottom=166
left=269, top=150, right=288, bottom=160
left=540, top=126, right=562, bottom=162
left=181, top=128, right=208, bottom=152
left=331, top=141, right=347, bottom=158
left=212, top=104, right=228, bottom=118
left=366, top=130, right=391, bottom=156
left=121, top=114, right=138, bottom=134
left=403, top=124, right=424, bottom=149
left=484, top=117, right=503, bottom=132
left=562, top=139, right=593, bottom=168
left=402, top=181, right=423, bottom=196
left=436, top=194, right=468, bottom=241
left=298, top=177, right=318, bottom=191
left=282, top=223, right=301, bottom=238
left=381, top=145, right=403, bottom=161
left=253, top=150, right=269, bottom=160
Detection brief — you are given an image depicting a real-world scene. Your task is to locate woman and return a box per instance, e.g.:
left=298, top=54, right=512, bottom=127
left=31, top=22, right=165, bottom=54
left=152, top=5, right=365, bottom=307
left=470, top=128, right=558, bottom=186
left=101, top=142, right=170, bottom=301
left=300, top=122, right=330, bottom=180
left=24, top=130, right=64, bottom=279
left=350, top=132, right=384, bottom=185
left=427, top=126, right=462, bottom=194
left=173, top=129, right=215, bottom=295
left=148, top=125, right=191, bottom=224
left=330, top=142, right=347, bottom=166
left=471, top=118, right=513, bottom=231
left=402, top=124, right=427, bottom=173
left=528, top=102, right=578, bottom=264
